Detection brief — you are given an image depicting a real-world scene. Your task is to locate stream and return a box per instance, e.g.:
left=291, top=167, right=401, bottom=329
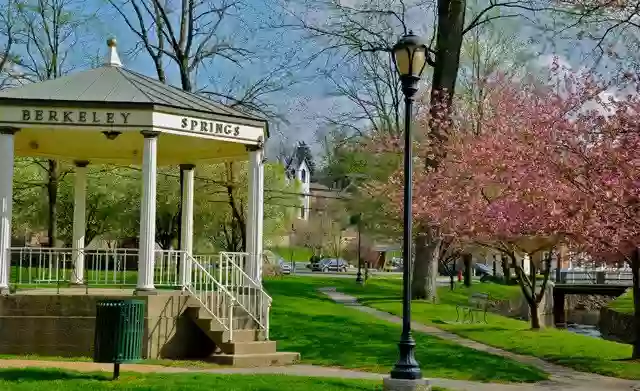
left=542, top=310, right=604, bottom=338
left=567, top=323, right=602, bottom=338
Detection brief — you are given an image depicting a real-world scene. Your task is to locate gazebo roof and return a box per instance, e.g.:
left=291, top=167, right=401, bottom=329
left=0, top=60, right=263, bottom=124
left=0, top=39, right=267, bottom=165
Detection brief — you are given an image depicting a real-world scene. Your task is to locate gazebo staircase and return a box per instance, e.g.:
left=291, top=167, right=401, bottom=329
left=185, top=253, right=299, bottom=366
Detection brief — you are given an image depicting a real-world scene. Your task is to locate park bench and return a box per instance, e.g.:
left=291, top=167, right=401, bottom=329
left=455, top=292, right=491, bottom=324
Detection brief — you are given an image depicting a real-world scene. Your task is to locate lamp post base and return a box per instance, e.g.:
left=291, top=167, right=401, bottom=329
left=356, top=271, right=364, bottom=285
left=391, top=336, right=422, bottom=380
left=383, top=377, right=430, bottom=391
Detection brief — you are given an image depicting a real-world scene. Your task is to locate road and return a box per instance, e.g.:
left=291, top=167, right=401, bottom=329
left=286, top=262, right=453, bottom=284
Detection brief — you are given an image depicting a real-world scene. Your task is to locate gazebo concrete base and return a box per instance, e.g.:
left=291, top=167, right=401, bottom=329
left=0, top=289, right=296, bottom=366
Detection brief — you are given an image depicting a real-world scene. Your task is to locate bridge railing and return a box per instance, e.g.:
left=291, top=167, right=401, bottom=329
left=551, top=269, right=633, bottom=285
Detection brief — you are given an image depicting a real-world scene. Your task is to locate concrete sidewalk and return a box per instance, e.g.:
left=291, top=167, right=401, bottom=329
left=319, top=287, right=640, bottom=391
left=0, top=358, right=567, bottom=391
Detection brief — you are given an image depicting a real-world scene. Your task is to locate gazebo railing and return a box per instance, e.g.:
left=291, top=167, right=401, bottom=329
left=7, top=247, right=184, bottom=287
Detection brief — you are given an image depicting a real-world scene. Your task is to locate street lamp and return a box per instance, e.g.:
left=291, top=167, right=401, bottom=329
left=387, top=31, right=428, bottom=386
left=350, top=214, right=364, bottom=285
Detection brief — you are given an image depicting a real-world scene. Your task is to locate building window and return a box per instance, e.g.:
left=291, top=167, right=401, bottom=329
left=301, top=169, right=306, bottom=183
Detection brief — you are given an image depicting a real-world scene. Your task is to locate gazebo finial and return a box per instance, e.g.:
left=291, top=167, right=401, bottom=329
left=105, top=37, right=122, bottom=67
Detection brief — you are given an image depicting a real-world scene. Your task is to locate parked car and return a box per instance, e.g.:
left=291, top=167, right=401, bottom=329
left=307, top=255, right=323, bottom=270
left=278, top=258, right=292, bottom=275
left=312, top=258, right=349, bottom=273
left=474, top=263, right=492, bottom=276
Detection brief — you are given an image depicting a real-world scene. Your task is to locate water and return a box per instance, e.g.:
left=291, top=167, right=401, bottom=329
left=542, top=311, right=604, bottom=338
left=567, top=323, right=602, bottom=338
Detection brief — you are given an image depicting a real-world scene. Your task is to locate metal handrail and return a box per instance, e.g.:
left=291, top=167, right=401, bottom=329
left=185, top=253, right=236, bottom=340
left=220, top=252, right=272, bottom=338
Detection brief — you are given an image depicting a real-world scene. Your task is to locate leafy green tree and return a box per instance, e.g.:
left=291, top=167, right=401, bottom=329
left=195, top=162, right=299, bottom=252
left=56, top=166, right=139, bottom=247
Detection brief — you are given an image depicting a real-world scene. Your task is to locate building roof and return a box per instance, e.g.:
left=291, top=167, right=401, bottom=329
left=0, top=41, right=266, bottom=125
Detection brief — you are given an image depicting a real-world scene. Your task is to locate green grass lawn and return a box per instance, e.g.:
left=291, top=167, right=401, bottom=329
left=0, top=355, right=225, bottom=370
left=265, top=277, right=546, bottom=382
left=269, top=246, right=314, bottom=262
left=608, top=291, right=633, bottom=314
left=0, top=368, right=449, bottom=391
left=0, top=276, right=545, bottom=383
left=323, top=276, right=640, bottom=380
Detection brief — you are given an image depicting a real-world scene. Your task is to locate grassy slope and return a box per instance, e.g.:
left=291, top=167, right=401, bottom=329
left=265, top=278, right=546, bottom=382
left=0, top=368, right=437, bottom=391
left=325, top=276, right=640, bottom=380
left=608, top=291, right=633, bottom=314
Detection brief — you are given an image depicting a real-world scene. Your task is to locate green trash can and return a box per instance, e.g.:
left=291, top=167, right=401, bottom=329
left=94, top=299, right=145, bottom=379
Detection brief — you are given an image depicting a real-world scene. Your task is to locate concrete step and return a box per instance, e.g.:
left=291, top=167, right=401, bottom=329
left=210, top=352, right=300, bottom=367
left=189, top=310, right=257, bottom=332
left=218, top=341, right=277, bottom=355
left=215, top=329, right=265, bottom=343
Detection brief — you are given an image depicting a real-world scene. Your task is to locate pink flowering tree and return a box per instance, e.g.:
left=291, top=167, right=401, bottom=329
left=370, top=65, right=640, bottom=332
left=432, top=70, right=639, bottom=332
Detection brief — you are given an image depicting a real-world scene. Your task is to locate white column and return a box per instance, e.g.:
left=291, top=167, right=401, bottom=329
left=246, top=147, right=264, bottom=284
left=0, top=128, right=17, bottom=293
left=71, top=161, right=89, bottom=284
left=179, top=164, right=195, bottom=288
left=137, top=131, right=158, bottom=293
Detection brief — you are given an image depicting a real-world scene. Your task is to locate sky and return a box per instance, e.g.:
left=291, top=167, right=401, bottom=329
left=4, top=0, right=628, bottom=160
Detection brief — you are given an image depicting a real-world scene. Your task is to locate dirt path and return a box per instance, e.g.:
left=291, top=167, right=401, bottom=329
left=319, top=287, right=640, bottom=391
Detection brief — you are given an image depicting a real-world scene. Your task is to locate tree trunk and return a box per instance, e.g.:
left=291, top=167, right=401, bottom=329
left=632, top=248, right=640, bottom=359
left=46, top=159, right=58, bottom=248
left=449, top=271, right=455, bottom=291
left=530, top=261, right=540, bottom=330
left=501, top=255, right=510, bottom=284
left=530, top=298, right=541, bottom=330
left=428, top=0, right=465, bottom=142
left=413, top=0, right=466, bottom=301
left=463, top=254, right=472, bottom=287
left=412, top=230, right=440, bottom=301
left=179, top=57, right=191, bottom=92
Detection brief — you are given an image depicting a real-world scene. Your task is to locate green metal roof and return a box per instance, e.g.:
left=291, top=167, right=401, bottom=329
left=0, top=65, right=266, bottom=123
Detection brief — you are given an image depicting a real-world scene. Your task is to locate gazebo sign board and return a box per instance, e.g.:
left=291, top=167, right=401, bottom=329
left=4, top=106, right=264, bottom=144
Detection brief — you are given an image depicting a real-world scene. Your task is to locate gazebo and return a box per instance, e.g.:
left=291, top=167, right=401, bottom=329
left=0, top=39, right=293, bottom=364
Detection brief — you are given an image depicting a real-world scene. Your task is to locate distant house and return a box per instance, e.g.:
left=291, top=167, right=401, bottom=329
left=283, top=156, right=312, bottom=220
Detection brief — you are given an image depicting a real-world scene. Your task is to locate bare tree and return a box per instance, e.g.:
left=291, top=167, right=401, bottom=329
left=455, top=15, right=535, bottom=135
left=107, top=0, right=247, bottom=92
left=9, top=0, right=95, bottom=247
left=0, top=0, right=21, bottom=89
left=320, top=52, right=403, bottom=137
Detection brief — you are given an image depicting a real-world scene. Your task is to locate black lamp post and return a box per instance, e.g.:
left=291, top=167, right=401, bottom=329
left=389, top=31, right=428, bottom=381
left=350, top=214, right=364, bottom=285
left=356, top=215, right=363, bottom=285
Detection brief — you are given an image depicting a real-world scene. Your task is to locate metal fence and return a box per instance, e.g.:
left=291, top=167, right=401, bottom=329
left=551, top=268, right=633, bottom=285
